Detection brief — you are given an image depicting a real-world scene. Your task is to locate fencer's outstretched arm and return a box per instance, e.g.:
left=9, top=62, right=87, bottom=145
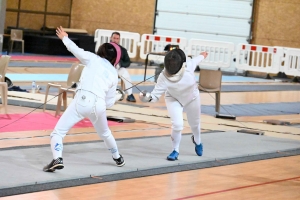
left=148, top=73, right=168, bottom=102
left=56, top=26, right=94, bottom=65
left=186, top=52, right=208, bottom=72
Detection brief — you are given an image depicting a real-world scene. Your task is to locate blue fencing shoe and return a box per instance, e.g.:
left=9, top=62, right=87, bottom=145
left=167, top=150, right=179, bottom=161
left=191, top=136, right=203, bottom=156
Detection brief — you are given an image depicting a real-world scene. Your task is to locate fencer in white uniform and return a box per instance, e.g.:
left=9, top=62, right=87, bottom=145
left=140, top=49, right=208, bottom=161
left=43, top=26, right=125, bottom=172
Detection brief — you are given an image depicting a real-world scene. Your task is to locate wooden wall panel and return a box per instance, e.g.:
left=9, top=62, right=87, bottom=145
left=46, top=16, right=69, bottom=28
left=71, top=0, right=156, bottom=36
left=19, top=13, right=44, bottom=30
left=20, top=0, right=45, bottom=11
left=5, top=12, right=17, bottom=28
left=252, top=0, right=300, bottom=48
left=47, top=0, right=71, bottom=13
left=6, top=0, right=19, bottom=9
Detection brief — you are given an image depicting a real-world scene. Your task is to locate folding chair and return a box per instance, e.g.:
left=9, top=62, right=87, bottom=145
left=0, top=56, right=11, bottom=113
left=198, top=69, right=222, bottom=113
left=9, top=29, right=25, bottom=54
left=43, top=63, right=85, bottom=116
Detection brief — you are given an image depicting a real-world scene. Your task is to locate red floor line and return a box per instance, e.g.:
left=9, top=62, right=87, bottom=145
left=174, top=176, right=300, bottom=200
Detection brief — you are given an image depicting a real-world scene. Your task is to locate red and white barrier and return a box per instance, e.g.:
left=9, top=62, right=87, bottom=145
left=283, top=48, right=300, bottom=77
left=139, top=34, right=187, bottom=59
left=94, top=29, right=140, bottom=58
left=93, top=29, right=300, bottom=79
left=235, top=44, right=284, bottom=74
left=187, top=39, right=235, bottom=68
left=94, top=29, right=113, bottom=52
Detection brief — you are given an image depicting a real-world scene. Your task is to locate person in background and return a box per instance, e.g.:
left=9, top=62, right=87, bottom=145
left=110, top=32, right=136, bottom=102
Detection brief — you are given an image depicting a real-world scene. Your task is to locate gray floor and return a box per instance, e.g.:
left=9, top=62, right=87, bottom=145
left=9, top=84, right=300, bottom=95
left=153, top=102, right=300, bottom=117
left=0, top=131, right=300, bottom=196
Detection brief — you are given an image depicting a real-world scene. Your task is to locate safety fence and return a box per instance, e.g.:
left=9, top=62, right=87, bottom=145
left=187, top=39, right=235, bottom=69
left=94, top=29, right=300, bottom=78
left=94, top=29, right=140, bottom=58
left=282, top=48, right=300, bottom=77
left=235, top=44, right=284, bottom=74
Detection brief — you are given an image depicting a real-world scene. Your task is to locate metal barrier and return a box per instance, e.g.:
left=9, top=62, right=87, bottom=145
left=93, top=29, right=300, bottom=79
left=139, top=34, right=188, bottom=59
left=187, top=39, right=235, bottom=68
left=235, top=44, right=284, bottom=74
left=283, top=48, right=300, bottom=77
left=94, top=29, right=114, bottom=52
left=94, top=29, right=140, bottom=58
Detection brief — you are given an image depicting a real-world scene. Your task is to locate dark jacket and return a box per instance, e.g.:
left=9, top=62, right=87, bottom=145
left=119, top=45, right=131, bottom=68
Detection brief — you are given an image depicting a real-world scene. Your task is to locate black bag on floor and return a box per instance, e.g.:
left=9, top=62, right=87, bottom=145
left=5, top=76, right=27, bottom=92
left=5, top=76, right=13, bottom=88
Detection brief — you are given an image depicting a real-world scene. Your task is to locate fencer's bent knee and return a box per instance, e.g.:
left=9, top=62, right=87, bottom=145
left=100, top=129, right=112, bottom=138
left=172, top=122, right=184, bottom=132
left=50, top=130, right=65, bottom=139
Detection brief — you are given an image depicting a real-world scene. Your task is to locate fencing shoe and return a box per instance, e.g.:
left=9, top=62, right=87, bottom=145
left=167, top=150, right=179, bottom=161
left=191, top=136, right=203, bottom=156
left=126, top=94, right=136, bottom=102
left=43, top=157, right=64, bottom=172
left=113, top=155, right=125, bottom=167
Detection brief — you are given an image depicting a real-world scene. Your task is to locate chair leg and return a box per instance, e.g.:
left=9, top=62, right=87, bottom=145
left=3, top=84, right=7, bottom=114
left=10, top=41, right=14, bottom=54
left=121, top=79, right=125, bottom=90
left=215, top=91, right=221, bottom=113
left=0, top=86, right=2, bottom=111
left=55, top=89, right=63, bottom=117
left=43, top=85, right=50, bottom=111
left=62, top=91, right=67, bottom=111
left=22, top=41, right=24, bottom=54
left=0, top=84, right=7, bottom=114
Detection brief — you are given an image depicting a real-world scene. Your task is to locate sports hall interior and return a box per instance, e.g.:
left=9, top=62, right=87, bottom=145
left=0, top=0, right=299, bottom=199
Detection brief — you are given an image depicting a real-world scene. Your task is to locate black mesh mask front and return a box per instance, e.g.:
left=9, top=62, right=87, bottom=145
left=164, top=49, right=186, bottom=75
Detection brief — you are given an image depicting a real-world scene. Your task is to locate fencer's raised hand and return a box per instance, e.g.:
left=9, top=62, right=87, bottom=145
left=56, top=26, right=68, bottom=40
left=200, top=52, right=208, bottom=58
left=139, top=90, right=152, bottom=102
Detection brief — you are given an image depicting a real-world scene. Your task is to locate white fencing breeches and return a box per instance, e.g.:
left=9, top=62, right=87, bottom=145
left=50, top=90, right=119, bottom=159
left=117, top=65, right=133, bottom=95
left=165, top=95, right=201, bottom=152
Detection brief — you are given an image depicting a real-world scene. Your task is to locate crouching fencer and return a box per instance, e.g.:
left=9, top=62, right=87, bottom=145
left=43, top=26, right=125, bottom=172
left=140, top=49, right=208, bottom=161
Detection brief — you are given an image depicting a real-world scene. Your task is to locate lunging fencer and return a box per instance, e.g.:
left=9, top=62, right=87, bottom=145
left=139, top=49, right=208, bottom=161
left=43, top=26, right=125, bottom=172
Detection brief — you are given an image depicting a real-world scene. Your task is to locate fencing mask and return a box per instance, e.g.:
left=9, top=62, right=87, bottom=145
left=164, top=49, right=186, bottom=75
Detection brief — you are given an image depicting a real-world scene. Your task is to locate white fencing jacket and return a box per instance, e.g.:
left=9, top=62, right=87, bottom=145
left=150, top=55, right=205, bottom=106
left=62, top=36, right=118, bottom=108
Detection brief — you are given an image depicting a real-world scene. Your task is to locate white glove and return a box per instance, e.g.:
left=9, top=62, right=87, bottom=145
left=139, top=90, right=152, bottom=102
left=115, top=89, right=125, bottom=101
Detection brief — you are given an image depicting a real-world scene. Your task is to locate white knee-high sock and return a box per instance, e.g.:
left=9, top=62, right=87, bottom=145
left=171, top=130, right=182, bottom=152
left=102, top=131, right=120, bottom=159
left=51, top=135, right=63, bottom=159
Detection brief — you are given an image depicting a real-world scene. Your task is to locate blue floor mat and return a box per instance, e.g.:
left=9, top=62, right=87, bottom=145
left=202, top=102, right=300, bottom=117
